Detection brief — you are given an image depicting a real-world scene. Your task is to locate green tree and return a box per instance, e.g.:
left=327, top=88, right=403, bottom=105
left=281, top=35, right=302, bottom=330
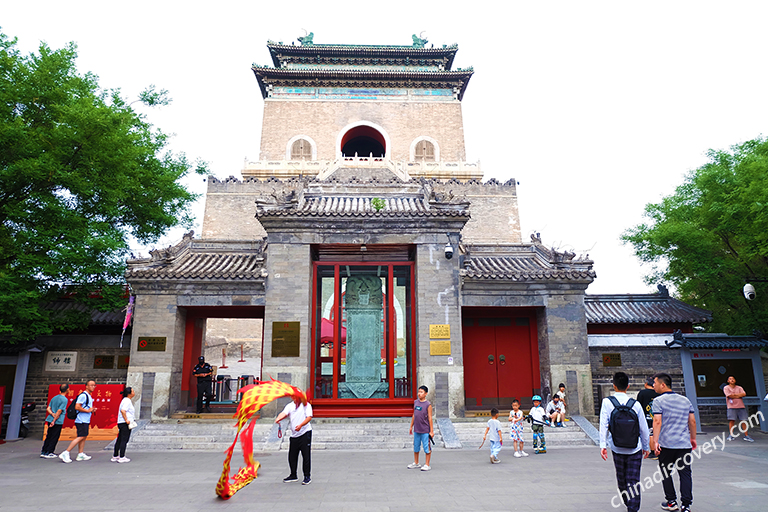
left=622, top=137, right=768, bottom=335
left=0, top=31, right=205, bottom=342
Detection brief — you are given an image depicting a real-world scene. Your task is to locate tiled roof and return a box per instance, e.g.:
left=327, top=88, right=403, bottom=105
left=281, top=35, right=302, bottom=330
left=253, top=67, right=472, bottom=80
left=267, top=42, right=459, bottom=52
left=43, top=300, right=125, bottom=325
left=126, top=236, right=266, bottom=281
left=128, top=252, right=265, bottom=280
left=585, top=294, right=712, bottom=324
left=666, top=332, right=768, bottom=349
left=258, top=195, right=468, bottom=218
left=252, top=67, right=473, bottom=100
left=461, top=252, right=596, bottom=282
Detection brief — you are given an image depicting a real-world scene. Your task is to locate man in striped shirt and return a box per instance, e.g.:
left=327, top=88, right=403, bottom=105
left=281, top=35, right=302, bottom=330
left=652, top=372, right=696, bottom=512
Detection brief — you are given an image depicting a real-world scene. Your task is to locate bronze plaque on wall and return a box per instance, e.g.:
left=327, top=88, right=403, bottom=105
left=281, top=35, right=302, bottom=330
left=137, top=336, right=167, bottom=352
left=117, top=355, right=130, bottom=369
left=93, top=355, right=115, bottom=369
left=602, top=353, right=622, bottom=367
left=272, top=322, right=300, bottom=357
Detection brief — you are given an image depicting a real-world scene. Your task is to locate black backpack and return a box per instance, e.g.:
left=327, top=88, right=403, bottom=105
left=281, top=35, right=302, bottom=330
left=65, top=392, right=88, bottom=420
left=607, top=396, right=640, bottom=448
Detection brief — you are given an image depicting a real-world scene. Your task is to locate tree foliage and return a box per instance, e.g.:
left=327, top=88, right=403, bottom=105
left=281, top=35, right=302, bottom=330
left=0, top=31, right=205, bottom=342
left=623, top=137, right=768, bottom=335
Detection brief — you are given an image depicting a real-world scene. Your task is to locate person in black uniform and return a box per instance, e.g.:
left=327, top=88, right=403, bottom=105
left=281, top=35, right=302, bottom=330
left=193, top=356, right=213, bottom=413
left=636, top=376, right=659, bottom=458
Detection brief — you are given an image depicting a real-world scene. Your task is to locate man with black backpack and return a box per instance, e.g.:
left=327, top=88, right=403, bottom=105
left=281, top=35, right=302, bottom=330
left=59, top=380, right=97, bottom=463
left=600, top=372, right=650, bottom=512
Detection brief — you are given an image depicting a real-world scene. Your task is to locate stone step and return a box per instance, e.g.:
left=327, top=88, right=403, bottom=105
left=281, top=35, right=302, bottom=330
left=116, top=417, right=593, bottom=451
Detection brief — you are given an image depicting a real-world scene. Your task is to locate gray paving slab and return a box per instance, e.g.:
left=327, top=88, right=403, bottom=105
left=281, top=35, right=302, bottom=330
left=1, top=425, right=767, bottom=511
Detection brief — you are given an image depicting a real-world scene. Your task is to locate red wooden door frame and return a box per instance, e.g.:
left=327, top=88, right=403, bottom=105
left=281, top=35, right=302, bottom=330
left=309, top=261, right=416, bottom=417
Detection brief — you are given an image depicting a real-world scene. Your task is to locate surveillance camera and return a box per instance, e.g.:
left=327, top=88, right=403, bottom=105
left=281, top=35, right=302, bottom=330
left=744, top=283, right=756, bottom=300
left=444, top=243, right=454, bottom=260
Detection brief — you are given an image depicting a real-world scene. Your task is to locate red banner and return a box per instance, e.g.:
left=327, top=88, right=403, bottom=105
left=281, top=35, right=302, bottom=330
left=45, top=384, right=125, bottom=440
left=0, top=385, right=5, bottom=443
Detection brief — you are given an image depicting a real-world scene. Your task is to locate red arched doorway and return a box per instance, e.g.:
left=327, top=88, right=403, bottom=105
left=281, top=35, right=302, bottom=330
left=341, top=125, right=386, bottom=157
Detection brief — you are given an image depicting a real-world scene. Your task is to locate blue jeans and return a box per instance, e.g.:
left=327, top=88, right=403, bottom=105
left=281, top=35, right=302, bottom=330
left=489, top=440, right=501, bottom=458
left=413, top=432, right=430, bottom=453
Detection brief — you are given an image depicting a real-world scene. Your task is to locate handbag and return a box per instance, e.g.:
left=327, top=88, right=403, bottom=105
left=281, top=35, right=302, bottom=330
left=128, top=420, right=138, bottom=430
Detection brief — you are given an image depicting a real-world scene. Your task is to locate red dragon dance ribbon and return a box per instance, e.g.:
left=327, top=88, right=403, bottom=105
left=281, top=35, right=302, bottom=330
left=215, top=379, right=307, bottom=499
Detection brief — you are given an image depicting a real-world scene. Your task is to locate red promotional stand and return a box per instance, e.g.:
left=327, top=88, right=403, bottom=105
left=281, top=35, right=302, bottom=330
left=0, top=385, right=5, bottom=443
left=43, top=384, right=125, bottom=441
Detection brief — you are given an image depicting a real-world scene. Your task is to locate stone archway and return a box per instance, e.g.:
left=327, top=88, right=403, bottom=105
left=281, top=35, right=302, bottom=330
left=337, top=122, right=390, bottom=159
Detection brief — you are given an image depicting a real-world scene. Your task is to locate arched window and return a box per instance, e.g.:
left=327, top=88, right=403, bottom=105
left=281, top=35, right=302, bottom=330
left=291, top=138, right=313, bottom=160
left=414, top=140, right=435, bottom=162
left=341, top=126, right=386, bottom=158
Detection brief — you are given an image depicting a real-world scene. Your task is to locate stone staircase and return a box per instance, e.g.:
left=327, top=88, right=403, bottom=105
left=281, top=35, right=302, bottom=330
left=111, top=416, right=593, bottom=452
left=450, top=417, right=595, bottom=448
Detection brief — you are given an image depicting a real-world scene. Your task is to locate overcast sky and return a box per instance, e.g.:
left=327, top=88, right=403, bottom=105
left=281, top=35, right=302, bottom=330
left=4, top=1, right=768, bottom=294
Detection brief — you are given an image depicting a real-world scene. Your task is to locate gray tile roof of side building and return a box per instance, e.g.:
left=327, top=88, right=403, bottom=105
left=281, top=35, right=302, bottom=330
left=585, top=287, right=712, bottom=324
left=666, top=331, right=768, bottom=349
left=37, top=300, right=125, bottom=326
left=126, top=234, right=267, bottom=281
left=460, top=244, right=596, bottom=282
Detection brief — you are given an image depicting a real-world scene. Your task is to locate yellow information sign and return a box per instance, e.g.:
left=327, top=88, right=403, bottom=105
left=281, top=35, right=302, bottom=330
left=429, top=324, right=450, bottom=339
left=272, top=321, right=301, bottom=357
left=430, top=340, right=451, bottom=356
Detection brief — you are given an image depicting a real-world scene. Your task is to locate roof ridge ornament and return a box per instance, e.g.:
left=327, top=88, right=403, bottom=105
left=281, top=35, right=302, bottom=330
left=412, top=33, right=428, bottom=48
left=298, top=30, right=314, bottom=46
left=148, top=230, right=194, bottom=263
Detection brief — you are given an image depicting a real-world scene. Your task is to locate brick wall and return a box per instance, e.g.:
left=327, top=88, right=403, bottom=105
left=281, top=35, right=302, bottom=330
left=259, top=100, right=466, bottom=162
left=589, top=346, right=684, bottom=415
left=21, top=343, right=129, bottom=437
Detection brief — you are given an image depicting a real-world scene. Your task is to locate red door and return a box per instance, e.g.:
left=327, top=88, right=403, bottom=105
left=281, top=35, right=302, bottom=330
left=463, top=317, right=539, bottom=409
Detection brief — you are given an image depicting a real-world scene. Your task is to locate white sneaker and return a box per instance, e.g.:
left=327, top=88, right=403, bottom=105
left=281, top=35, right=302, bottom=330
left=117, top=457, right=131, bottom=463
left=520, top=450, right=529, bottom=457
left=514, top=451, right=521, bottom=458
left=111, top=456, right=120, bottom=462
left=420, top=464, right=431, bottom=471
left=59, top=451, right=72, bottom=463
left=407, top=462, right=421, bottom=469
left=75, top=453, right=92, bottom=461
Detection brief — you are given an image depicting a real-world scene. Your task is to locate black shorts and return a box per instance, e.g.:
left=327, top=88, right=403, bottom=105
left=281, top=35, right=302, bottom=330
left=75, top=422, right=90, bottom=438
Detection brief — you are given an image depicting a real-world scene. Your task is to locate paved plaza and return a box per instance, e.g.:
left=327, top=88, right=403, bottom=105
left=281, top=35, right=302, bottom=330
left=1, top=425, right=767, bottom=512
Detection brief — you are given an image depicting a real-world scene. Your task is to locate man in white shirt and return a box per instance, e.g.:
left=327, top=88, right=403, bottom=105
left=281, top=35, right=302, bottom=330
left=600, top=372, right=650, bottom=512
left=275, top=392, right=313, bottom=485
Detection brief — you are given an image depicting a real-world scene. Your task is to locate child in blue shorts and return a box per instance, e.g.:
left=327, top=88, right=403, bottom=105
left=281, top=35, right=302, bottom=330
left=483, top=408, right=502, bottom=463
left=408, top=385, right=433, bottom=471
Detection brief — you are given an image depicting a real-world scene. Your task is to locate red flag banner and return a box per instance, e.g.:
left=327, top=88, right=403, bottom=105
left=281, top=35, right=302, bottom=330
left=215, top=379, right=306, bottom=500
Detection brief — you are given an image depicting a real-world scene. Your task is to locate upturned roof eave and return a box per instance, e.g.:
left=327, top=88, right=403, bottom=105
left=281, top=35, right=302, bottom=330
left=266, top=42, right=459, bottom=67
left=251, top=67, right=473, bottom=100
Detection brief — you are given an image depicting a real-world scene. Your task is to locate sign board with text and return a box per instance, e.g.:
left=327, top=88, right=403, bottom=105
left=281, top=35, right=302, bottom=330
left=44, top=351, right=78, bottom=372
left=430, top=339, right=451, bottom=356
left=602, top=353, right=622, bottom=367
left=93, top=355, right=115, bottom=369
left=137, top=337, right=167, bottom=352
left=272, top=322, right=301, bottom=357
left=429, top=324, right=450, bottom=339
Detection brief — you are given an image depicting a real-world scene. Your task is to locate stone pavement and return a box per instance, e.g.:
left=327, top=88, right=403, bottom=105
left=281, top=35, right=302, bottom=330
left=1, top=424, right=767, bottom=512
